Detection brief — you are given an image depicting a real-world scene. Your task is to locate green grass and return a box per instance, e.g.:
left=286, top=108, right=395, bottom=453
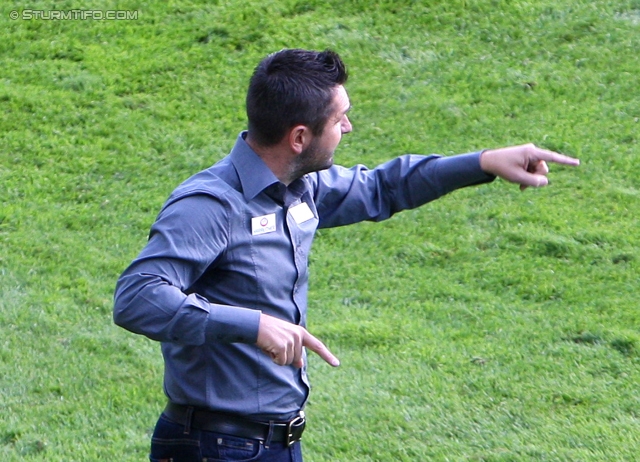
left=1, top=0, right=639, bottom=460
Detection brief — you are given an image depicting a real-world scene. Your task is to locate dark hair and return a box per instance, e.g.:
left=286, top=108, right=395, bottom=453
left=246, top=49, right=348, bottom=147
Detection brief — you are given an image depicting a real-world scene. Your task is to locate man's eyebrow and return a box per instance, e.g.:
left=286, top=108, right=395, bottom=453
left=338, top=105, right=352, bottom=117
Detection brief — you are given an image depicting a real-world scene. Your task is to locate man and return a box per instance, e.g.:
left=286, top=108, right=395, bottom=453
left=113, top=49, right=579, bottom=461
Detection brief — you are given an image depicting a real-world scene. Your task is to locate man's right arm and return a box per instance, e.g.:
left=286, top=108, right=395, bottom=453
left=115, top=192, right=340, bottom=367
left=113, top=194, right=261, bottom=346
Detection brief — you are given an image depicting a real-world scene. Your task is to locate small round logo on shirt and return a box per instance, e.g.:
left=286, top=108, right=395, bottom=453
left=252, top=213, right=276, bottom=236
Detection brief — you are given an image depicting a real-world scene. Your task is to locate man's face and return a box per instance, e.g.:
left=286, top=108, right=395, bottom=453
left=299, top=85, right=352, bottom=173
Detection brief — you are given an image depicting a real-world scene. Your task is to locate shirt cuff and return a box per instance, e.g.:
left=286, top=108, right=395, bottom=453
left=205, top=304, right=262, bottom=344
left=433, top=151, right=496, bottom=189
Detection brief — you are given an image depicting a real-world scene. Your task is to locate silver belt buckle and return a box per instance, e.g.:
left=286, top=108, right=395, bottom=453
left=286, top=412, right=306, bottom=446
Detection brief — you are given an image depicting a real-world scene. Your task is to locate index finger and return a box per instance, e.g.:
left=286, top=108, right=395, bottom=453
left=534, top=147, right=580, bottom=166
left=303, top=331, right=340, bottom=367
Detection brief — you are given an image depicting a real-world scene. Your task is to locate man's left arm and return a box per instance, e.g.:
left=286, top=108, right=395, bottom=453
left=311, top=145, right=578, bottom=229
left=312, top=151, right=491, bottom=229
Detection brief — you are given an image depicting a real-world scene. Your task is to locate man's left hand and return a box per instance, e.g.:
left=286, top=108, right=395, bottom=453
left=480, top=143, right=580, bottom=191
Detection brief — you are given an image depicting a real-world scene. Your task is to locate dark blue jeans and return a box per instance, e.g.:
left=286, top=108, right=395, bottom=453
left=149, top=414, right=304, bottom=462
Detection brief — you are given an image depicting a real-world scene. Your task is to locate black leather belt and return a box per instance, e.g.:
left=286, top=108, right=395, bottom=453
left=163, top=402, right=306, bottom=447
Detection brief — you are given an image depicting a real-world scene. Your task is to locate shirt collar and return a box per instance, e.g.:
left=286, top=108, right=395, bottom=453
left=230, top=132, right=280, bottom=202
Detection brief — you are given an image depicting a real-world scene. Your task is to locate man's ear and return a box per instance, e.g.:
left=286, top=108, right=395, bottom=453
left=288, top=125, right=312, bottom=155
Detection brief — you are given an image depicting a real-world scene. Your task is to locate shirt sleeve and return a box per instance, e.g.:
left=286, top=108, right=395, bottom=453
left=311, top=152, right=495, bottom=228
left=113, top=194, right=261, bottom=346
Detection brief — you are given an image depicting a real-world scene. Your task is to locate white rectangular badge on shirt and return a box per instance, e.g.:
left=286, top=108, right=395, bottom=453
left=289, top=202, right=315, bottom=224
left=251, top=213, right=276, bottom=236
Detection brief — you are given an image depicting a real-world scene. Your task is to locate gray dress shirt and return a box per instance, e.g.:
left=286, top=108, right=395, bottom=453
left=114, top=131, right=494, bottom=420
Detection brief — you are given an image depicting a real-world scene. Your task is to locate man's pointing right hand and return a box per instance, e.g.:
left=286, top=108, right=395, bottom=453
left=257, top=313, right=340, bottom=368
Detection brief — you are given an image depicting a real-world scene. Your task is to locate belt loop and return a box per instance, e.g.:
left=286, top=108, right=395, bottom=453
left=264, top=421, right=274, bottom=449
left=183, top=406, right=194, bottom=435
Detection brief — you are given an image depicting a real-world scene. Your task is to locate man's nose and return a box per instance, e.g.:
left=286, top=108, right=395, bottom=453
left=342, top=116, right=352, bottom=134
